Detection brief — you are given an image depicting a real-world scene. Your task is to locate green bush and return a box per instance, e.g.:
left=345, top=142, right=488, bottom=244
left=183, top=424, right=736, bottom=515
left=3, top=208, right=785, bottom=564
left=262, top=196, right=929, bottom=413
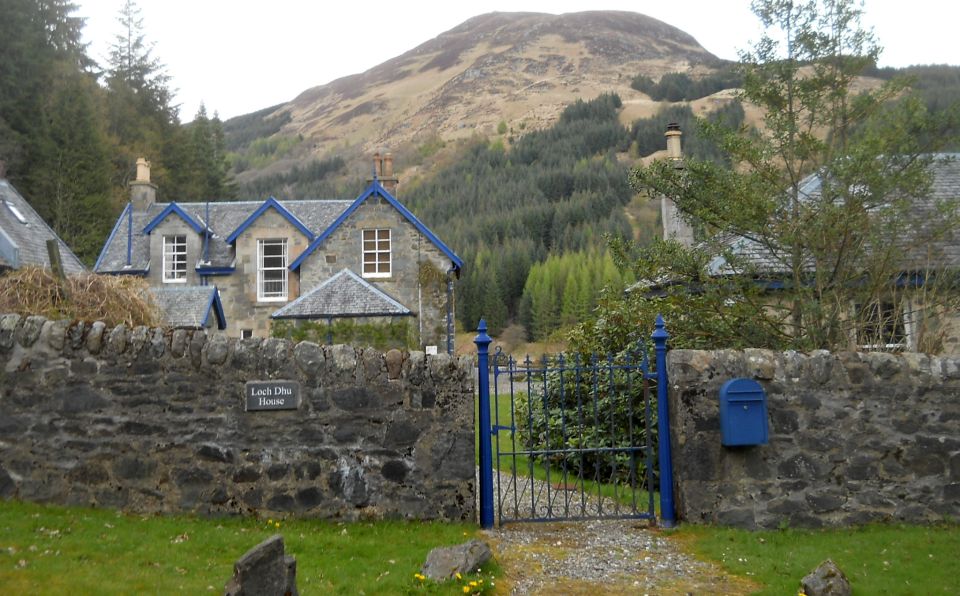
left=510, top=348, right=658, bottom=487
left=272, top=319, right=416, bottom=350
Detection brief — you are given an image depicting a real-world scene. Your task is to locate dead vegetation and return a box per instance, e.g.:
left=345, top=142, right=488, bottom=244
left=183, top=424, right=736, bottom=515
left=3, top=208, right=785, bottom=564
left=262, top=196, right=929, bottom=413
left=0, top=267, right=160, bottom=328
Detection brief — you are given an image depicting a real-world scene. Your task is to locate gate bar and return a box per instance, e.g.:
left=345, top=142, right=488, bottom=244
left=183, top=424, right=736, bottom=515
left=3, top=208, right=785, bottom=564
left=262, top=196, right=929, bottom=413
left=653, top=314, right=676, bottom=527
left=475, top=320, right=494, bottom=529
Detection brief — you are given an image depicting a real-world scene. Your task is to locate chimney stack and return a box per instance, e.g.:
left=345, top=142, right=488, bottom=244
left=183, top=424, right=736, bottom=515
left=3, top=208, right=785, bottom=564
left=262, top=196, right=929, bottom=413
left=368, top=150, right=399, bottom=195
left=130, top=157, right=157, bottom=210
left=660, top=124, right=694, bottom=247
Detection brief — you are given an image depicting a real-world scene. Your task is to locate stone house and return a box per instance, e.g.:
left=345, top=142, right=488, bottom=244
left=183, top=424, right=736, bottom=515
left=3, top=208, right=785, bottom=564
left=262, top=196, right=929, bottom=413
left=658, top=126, right=960, bottom=354
left=0, top=163, right=85, bottom=275
left=94, top=156, right=462, bottom=349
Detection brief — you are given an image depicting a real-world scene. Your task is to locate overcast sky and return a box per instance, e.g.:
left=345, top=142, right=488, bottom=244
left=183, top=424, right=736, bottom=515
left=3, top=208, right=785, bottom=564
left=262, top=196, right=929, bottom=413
left=76, top=0, right=960, bottom=121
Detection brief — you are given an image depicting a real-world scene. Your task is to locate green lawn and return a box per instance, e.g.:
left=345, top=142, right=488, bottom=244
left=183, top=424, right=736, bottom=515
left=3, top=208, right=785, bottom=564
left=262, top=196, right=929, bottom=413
left=675, top=523, right=960, bottom=595
left=0, top=500, right=497, bottom=595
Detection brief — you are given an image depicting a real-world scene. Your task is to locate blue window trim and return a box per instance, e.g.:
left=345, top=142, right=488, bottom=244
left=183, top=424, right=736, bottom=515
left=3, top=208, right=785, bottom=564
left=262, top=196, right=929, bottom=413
left=289, top=181, right=464, bottom=272
left=94, top=203, right=131, bottom=271
left=196, top=266, right=236, bottom=275
left=225, top=196, right=313, bottom=244
left=143, top=203, right=205, bottom=235
left=203, top=287, right=227, bottom=330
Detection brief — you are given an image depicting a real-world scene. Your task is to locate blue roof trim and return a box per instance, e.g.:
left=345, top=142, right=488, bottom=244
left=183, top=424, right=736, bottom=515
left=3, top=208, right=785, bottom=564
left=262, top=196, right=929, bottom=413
left=289, top=181, right=464, bottom=271
left=94, top=203, right=131, bottom=271
left=203, top=287, right=227, bottom=330
left=143, top=202, right=205, bottom=235
left=225, top=196, right=313, bottom=244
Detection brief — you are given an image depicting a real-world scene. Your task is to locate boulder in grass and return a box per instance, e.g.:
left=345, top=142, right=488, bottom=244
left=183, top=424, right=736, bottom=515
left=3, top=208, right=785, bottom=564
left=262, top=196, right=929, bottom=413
left=800, top=559, right=851, bottom=596
left=422, top=539, right=493, bottom=581
left=224, top=534, right=298, bottom=596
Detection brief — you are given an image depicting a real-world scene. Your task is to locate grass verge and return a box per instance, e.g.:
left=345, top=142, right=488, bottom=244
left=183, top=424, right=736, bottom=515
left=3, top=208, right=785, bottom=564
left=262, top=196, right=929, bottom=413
left=674, top=522, right=960, bottom=594
left=0, top=500, right=498, bottom=595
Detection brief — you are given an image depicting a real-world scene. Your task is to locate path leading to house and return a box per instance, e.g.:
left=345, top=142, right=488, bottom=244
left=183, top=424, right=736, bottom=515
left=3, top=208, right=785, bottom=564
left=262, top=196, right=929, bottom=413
left=479, top=470, right=757, bottom=594
left=483, top=520, right=757, bottom=595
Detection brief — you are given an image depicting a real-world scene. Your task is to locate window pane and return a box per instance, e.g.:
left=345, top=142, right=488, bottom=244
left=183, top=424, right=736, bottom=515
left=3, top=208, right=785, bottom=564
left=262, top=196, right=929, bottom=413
left=363, top=230, right=375, bottom=241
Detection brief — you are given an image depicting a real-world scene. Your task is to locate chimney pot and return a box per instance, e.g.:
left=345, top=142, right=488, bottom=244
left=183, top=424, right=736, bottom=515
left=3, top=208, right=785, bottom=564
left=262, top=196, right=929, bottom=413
left=383, top=152, right=394, bottom=178
left=665, top=123, right=683, bottom=161
left=135, top=157, right=151, bottom=183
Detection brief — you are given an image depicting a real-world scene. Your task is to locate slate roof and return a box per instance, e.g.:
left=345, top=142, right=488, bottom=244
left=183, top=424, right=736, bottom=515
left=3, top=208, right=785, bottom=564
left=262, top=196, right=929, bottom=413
left=271, top=269, right=413, bottom=319
left=149, top=285, right=226, bottom=329
left=94, top=199, right=352, bottom=273
left=710, top=154, right=960, bottom=276
left=0, top=179, right=86, bottom=274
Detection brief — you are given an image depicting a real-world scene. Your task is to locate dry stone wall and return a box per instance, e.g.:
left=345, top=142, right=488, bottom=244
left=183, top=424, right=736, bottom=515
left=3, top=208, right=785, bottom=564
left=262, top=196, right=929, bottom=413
left=0, top=314, right=475, bottom=521
left=667, top=349, right=960, bottom=529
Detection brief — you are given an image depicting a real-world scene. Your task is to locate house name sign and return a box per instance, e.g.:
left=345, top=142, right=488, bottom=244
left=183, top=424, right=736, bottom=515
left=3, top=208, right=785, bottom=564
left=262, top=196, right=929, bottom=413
left=244, top=381, right=300, bottom=411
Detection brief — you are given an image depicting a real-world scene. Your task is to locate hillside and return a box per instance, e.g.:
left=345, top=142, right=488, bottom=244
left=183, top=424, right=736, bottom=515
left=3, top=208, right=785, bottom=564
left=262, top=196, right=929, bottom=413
left=224, top=10, right=724, bottom=185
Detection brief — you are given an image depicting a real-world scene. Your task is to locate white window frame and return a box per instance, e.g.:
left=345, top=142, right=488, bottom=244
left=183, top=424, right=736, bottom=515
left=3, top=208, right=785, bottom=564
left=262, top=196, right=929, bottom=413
left=162, top=235, right=187, bottom=283
left=257, top=238, right=288, bottom=302
left=362, top=229, right=391, bottom=278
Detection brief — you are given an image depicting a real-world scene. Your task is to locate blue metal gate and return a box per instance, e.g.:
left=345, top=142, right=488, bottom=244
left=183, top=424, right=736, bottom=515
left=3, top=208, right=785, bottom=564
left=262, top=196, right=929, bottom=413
left=476, top=316, right=675, bottom=528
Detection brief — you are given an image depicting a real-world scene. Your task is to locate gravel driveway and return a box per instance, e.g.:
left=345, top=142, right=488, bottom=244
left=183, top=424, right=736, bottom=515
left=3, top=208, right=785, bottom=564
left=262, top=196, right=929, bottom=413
left=480, top=470, right=757, bottom=594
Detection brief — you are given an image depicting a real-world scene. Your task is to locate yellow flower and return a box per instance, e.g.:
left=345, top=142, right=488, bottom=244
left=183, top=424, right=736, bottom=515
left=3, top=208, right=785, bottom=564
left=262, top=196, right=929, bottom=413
left=470, top=581, right=478, bottom=587
left=462, top=587, right=470, bottom=594
left=455, top=573, right=462, bottom=580
left=414, top=573, right=425, bottom=581
left=275, top=522, right=280, bottom=528
left=267, top=519, right=273, bottom=524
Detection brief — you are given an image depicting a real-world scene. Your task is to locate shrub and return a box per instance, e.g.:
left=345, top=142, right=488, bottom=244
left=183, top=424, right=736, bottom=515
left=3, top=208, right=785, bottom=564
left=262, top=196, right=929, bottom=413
left=509, top=347, right=659, bottom=487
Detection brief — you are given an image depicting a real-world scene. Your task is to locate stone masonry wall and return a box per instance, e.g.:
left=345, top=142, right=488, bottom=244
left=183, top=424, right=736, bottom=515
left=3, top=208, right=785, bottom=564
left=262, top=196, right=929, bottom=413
left=0, top=314, right=475, bottom=521
left=667, top=349, right=960, bottom=529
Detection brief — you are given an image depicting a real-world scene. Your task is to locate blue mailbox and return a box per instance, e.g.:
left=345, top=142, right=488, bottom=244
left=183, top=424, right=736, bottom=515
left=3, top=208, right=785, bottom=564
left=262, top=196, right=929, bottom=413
left=719, top=378, right=769, bottom=446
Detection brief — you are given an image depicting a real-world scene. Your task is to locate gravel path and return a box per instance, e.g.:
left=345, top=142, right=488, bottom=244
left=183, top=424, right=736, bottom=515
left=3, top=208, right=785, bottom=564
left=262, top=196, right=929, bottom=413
left=480, top=470, right=757, bottom=594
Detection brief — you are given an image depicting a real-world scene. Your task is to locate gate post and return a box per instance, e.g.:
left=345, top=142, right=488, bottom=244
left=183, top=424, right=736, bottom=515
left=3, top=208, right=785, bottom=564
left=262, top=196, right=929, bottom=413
left=653, top=315, right=676, bottom=527
left=475, top=319, right=495, bottom=529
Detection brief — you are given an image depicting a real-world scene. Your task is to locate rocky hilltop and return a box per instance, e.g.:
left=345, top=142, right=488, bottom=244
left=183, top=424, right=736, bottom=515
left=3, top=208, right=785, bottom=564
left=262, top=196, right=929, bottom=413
left=229, top=11, right=722, bottom=181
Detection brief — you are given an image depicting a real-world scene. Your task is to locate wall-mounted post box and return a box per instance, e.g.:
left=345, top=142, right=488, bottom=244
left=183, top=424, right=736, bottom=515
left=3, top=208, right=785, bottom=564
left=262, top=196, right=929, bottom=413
left=719, top=378, right=769, bottom=446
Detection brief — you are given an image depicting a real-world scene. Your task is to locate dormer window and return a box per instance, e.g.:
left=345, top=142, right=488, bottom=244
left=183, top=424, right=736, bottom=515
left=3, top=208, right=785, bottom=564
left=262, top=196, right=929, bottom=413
left=162, top=235, right=187, bottom=283
left=362, top=229, right=391, bottom=278
left=258, top=238, right=288, bottom=301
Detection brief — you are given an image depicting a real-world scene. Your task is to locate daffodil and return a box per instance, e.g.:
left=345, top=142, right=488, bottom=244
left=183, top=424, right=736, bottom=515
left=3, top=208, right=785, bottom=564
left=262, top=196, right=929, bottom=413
left=462, top=587, right=470, bottom=594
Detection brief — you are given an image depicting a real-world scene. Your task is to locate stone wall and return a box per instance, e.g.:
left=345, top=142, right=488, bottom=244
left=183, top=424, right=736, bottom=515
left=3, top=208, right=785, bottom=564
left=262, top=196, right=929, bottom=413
left=0, top=314, right=475, bottom=521
left=667, top=349, right=960, bottom=528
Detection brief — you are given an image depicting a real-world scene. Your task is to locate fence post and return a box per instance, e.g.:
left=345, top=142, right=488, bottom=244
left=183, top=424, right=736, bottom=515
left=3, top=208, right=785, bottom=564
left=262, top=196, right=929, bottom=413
left=475, top=319, right=494, bottom=529
left=652, top=314, right=676, bottom=527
